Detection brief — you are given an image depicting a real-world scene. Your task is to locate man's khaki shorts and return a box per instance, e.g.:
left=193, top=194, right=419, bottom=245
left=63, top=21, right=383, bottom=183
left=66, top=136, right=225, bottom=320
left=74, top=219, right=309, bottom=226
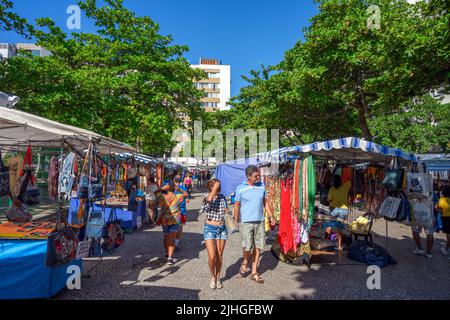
left=241, top=221, right=266, bottom=252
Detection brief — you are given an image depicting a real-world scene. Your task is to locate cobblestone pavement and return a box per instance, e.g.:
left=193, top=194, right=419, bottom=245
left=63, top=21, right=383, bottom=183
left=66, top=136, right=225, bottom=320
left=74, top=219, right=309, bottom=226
left=55, top=188, right=450, bottom=300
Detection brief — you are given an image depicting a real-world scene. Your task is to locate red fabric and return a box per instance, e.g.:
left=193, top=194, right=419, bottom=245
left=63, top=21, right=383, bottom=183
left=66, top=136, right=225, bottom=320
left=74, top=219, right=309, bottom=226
left=341, top=167, right=352, bottom=183
left=278, top=179, right=294, bottom=255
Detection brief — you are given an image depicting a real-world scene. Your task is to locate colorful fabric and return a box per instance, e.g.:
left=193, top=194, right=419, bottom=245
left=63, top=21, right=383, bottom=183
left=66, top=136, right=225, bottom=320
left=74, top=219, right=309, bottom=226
left=48, top=156, right=59, bottom=201
left=279, top=179, right=294, bottom=255
left=159, top=193, right=183, bottom=225
left=306, top=156, right=316, bottom=225
left=292, top=160, right=300, bottom=217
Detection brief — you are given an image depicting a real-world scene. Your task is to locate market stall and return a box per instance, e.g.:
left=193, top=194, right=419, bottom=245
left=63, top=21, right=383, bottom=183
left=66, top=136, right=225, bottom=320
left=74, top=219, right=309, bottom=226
left=0, top=107, right=135, bottom=299
left=214, top=157, right=261, bottom=197
left=256, top=137, right=422, bottom=267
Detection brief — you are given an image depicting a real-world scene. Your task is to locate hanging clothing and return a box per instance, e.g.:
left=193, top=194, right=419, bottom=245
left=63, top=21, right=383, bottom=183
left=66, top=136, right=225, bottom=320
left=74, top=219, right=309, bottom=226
left=7, top=156, right=23, bottom=197
left=306, top=156, right=316, bottom=225
left=278, top=179, right=294, bottom=255
left=292, top=159, right=300, bottom=218
left=48, top=156, right=59, bottom=200
left=341, top=166, right=352, bottom=183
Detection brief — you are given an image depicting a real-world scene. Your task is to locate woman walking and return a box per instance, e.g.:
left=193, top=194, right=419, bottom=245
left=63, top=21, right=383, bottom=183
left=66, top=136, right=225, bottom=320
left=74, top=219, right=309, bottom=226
left=158, top=181, right=184, bottom=265
left=184, top=173, right=193, bottom=199
left=201, top=178, right=228, bottom=289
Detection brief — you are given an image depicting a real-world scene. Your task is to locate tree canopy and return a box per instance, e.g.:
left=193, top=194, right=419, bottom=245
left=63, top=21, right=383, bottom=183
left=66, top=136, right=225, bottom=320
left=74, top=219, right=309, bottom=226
left=0, top=0, right=206, bottom=155
left=227, top=0, right=449, bottom=153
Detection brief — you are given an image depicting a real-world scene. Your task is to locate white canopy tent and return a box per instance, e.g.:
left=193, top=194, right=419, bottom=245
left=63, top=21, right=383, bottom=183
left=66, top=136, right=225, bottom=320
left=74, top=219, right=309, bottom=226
left=0, top=107, right=136, bottom=154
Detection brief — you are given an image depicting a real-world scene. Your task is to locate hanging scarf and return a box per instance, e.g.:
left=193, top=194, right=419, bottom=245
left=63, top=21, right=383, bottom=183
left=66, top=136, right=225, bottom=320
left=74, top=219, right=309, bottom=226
left=292, top=159, right=300, bottom=217
left=307, top=156, right=316, bottom=226
left=302, top=158, right=308, bottom=222
left=299, top=159, right=303, bottom=220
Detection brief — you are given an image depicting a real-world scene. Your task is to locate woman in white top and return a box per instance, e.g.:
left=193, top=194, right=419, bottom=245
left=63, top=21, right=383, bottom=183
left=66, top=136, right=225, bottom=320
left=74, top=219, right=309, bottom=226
left=145, top=176, right=159, bottom=226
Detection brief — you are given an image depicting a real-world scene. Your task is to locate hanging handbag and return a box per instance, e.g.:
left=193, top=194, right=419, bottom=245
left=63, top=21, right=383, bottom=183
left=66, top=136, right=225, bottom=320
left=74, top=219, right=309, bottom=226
left=88, top=149, right=104, bottom=199
left=101, top=208, right=124, bottom=252
left=0, top=149, right=10, bottom=197
left=77, top=143, right=92, bottom=199
left=224, top=212, right=239, bottom=235
left=85, top=205, right=106, bottom=239
left=46, top=208, right=79, bottom=267
left=382, top=157, right=404, bottom=192
left=396, top=195, right=411, bottom=222
left=378, top=196, right=402, bottom=220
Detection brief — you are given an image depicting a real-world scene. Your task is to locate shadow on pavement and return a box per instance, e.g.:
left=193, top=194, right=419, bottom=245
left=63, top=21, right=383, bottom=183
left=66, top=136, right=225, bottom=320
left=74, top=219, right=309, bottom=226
left=278, top=231, right=450, bottom=300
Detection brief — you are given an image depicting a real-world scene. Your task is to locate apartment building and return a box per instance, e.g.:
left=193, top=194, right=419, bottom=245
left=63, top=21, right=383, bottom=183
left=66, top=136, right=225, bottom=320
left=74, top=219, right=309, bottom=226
left=16, top=43, right=51, bottom=57
left=0, top=43, right=17, bottom=60
left=191, top=58, right=231, bottom=112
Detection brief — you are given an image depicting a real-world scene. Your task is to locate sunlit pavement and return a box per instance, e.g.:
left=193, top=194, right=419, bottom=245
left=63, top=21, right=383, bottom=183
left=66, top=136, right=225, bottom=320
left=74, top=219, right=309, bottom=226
left=54, top=188, right=450, bottom=300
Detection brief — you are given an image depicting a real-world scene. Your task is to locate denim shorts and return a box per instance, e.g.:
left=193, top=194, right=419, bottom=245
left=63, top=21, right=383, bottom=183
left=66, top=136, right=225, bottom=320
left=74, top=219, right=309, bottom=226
left=204, top=223, right=228, bottom=241
left=162, top=224, right=179, bottom=235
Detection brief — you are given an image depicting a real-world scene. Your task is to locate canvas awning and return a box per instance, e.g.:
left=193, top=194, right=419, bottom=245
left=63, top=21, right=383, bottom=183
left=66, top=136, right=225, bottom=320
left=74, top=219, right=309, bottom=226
left=0, top=107, right=136, bottom=154
left=256, top=137, right=417, bottom=164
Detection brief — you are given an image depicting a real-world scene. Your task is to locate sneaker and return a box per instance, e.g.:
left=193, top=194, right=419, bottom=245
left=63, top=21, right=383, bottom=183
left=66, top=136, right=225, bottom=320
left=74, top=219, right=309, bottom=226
left=216, top=280, right=223, bottom=289
left=440, top=247, right=449, bottom=256
left=167, top=258, right=177, bottom=265
left=413, top=248, right=425, bottom=255
left=426, top=253, right=433, bottom=259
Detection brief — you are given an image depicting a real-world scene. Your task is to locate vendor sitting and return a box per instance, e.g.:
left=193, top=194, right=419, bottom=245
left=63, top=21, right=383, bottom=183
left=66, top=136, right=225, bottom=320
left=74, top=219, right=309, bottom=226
left=328, top=174, right=352, bottom=220
left=322, top=175, right=352, bottom=251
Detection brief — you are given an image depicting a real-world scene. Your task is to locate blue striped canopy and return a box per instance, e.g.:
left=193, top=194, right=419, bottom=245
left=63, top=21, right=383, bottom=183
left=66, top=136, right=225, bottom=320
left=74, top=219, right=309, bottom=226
left=256, top=137, right=417, bottom=163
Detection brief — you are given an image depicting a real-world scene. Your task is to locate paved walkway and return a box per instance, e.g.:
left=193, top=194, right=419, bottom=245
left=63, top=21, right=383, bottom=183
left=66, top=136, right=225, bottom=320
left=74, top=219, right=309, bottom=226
left=55, top=188, right=450, bottom=300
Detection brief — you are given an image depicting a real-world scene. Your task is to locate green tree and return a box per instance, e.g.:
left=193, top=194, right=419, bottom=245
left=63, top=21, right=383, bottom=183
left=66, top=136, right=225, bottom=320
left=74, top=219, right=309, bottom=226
left=370, top=95, right=450, bottom=153
left=229, top=0, right=449, bottom=153
left=0, top=0, right=34, bottom=37
left=0, top=0, right=205, bottom=155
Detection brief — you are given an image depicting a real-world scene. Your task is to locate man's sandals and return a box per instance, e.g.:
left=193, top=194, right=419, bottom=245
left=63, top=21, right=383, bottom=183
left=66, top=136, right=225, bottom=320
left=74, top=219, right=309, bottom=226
left=239, top=262, right=249, bottom=277
left=250, top=273, right=264, bottom=284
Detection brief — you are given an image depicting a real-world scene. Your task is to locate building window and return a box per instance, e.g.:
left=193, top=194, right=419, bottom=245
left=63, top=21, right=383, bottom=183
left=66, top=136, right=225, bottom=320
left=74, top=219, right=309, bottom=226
left=205, top=92, right=219, bottom=98
left=31, top=49, right=41, bottom=56
left=202, top=102, right=218, bottom=109
left=195, top=83, right=220, bottom=90
left=207, top=72, right=219, bottom=78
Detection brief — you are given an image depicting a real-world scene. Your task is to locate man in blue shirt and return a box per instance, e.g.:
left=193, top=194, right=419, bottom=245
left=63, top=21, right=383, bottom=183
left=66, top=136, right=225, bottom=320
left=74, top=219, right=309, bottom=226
left=174, top=176, right=189, bottom=250
left=234, top=165, right=275, bottom=284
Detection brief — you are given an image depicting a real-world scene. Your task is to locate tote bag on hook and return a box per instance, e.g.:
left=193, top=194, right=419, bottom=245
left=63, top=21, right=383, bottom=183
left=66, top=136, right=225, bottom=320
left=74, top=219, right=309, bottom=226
left=381, top=157, right=404, bottom=192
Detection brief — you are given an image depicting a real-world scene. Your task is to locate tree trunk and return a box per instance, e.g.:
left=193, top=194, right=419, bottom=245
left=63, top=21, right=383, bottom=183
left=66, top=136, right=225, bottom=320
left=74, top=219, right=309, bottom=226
left=355, top=98, right=373, bottom=140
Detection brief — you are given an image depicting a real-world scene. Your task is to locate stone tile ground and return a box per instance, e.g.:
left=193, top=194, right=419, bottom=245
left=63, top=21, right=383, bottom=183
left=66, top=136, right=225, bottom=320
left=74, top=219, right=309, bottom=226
left=54, top=189, right=450, bottom=300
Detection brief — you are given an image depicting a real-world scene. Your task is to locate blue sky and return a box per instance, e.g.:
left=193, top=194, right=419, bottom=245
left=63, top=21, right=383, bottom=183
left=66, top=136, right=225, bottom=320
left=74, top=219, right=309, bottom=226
left=2, top=0, right=318, bottom=97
